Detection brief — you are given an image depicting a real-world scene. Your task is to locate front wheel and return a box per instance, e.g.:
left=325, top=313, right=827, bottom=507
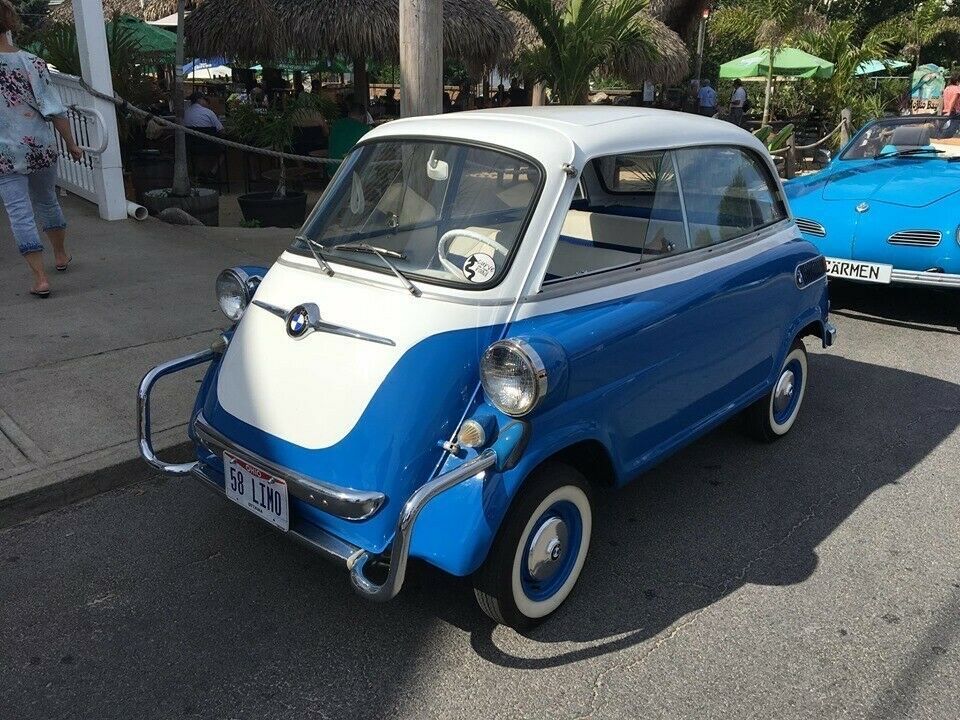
left=745, top=340, right=808, bottom=442
left=473, top=463, right=593, bottom=629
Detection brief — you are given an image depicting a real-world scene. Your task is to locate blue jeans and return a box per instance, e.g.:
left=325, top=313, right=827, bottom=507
left=0, top=165, right=67, bottom=255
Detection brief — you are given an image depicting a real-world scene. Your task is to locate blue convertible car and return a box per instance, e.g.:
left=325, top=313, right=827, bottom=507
left=787, top=115, right=960, bottom=289
left=138, top=108, right=835, bottom=628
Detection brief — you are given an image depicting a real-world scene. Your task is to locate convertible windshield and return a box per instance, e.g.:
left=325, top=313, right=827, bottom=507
left=841, top=116, right=960, bottom=160
left=291, top=140, right=543, bottom=288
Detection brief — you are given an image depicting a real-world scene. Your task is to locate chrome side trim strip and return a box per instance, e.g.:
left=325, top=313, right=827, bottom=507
left=191, top=462, right=361, bottom=565
left=890, top=268, right=960, bottom=287
left=193, top=413, right=387, bottom=521
left=349, top=448, right=499, bottom=601
left=137, top=349, right=216, bottom=476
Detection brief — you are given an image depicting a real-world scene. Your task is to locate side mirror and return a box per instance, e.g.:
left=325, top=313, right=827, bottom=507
left=814, top=148, right=832, bottom=165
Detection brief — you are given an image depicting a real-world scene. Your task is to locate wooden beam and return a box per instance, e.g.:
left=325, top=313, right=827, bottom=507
left=399, top=0, right=442, bottom=118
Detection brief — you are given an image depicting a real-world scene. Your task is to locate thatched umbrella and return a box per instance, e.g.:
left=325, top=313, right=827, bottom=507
left=186, top=0, right=515, bottom=105
left=48, top=0, right=179, bottom=23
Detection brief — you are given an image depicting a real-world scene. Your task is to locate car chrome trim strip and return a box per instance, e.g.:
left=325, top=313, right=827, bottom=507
left=349, top=448, right=499, bottom=601
left=137, top=348, right=218, bottom=477
left=191, top=462, right=363, bottom=565
left=795, top=218, right=826, bottom=237
left=193, top=413, right=387, bottom=521
left=887, top=230, right=942, bottom=247
left=251, top=299, right=396, bottom=346
left=889, top=268, right=960, bottom=287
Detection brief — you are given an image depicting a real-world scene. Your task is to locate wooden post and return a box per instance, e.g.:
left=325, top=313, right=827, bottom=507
left=840, top=108, right=852, bottom=146
left=785, top=133, right=796, bottom=179
left=72, top=0, right=127, bottom=219
left=400, top=0, right=442, bottom=117
left=171, top=0, right=190, bottom=197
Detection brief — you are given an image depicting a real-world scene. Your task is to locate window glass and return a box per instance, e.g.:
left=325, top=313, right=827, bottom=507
left=292, top=141, right=542, bottom=288
left=675, top=146, right=786, bottom=246
left=545, top=151, right=687, bottom=282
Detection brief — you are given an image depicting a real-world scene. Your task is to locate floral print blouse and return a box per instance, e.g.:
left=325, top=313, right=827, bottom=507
left=0, top=50, right=67, bottom=176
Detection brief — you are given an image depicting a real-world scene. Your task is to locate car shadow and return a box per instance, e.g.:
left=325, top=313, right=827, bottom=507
left=394, top=352, right=959, bottom=668
left=828, top=282, right=960, bottom=334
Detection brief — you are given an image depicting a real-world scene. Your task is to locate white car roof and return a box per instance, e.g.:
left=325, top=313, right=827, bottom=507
left=364, top=106, right=767, bottom=168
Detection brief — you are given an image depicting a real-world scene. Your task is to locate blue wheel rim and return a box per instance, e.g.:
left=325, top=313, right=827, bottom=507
left=519, top=499, right=583, bottom=602
left=773, top=357, right=803, bottom=425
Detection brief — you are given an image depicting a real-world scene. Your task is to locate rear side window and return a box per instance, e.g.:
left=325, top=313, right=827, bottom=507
left=675, top=146, right=786, bottom=247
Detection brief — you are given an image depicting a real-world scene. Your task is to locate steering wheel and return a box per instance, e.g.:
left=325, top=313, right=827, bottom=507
left=437, top=228, right=511, bottom=276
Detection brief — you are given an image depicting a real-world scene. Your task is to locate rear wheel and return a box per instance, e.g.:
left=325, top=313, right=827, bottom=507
left=745, top=341, right=808, bottom=442
left=473, top=462, right=593, bottom=629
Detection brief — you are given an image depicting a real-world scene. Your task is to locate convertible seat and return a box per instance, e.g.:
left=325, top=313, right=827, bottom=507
left=890, top=124, right=932, bottom=148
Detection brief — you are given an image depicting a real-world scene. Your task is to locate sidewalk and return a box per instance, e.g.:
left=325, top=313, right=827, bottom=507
left=0, top=195, right=292, bottom=526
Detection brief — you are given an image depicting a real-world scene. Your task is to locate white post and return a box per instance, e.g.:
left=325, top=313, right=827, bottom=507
left=399, top=0, right=442, bottom=117
left=72, top=0, right=126, bottom=221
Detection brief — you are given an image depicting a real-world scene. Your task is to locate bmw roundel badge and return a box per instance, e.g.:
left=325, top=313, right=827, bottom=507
left=286, top=305, right=310, bottom=338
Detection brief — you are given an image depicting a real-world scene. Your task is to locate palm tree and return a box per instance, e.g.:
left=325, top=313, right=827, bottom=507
left=711, top=0, right=823, bottom=125
left=794, top=19, right=895, bottom=123
left=499, top=0, right=660, bottom=104
left=873, top=0, right=960, bottom=67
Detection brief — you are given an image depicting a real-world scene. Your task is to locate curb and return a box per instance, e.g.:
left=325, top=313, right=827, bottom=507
left=0, top=442, right=194, bottom=530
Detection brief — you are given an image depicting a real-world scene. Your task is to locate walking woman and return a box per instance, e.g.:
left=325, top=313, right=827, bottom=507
left=1, top=0, right=82, bottom=297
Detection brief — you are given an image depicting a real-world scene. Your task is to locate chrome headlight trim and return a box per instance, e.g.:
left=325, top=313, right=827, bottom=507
left=216, top=267, right=261, bottom=322
left=480, top=338, right=548, bottom=417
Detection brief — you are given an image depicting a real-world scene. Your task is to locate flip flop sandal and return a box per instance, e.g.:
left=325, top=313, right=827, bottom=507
left=30, top=289, right=51, bottom=298
left=56, top=256, right=73, bottom=272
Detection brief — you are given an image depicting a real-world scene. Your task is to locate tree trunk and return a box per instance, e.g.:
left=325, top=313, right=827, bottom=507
left=171, top=0, right=190, bottom=197
left=762, top=46, right=775, bottom=126
left=399, top=0, right=442, bottom=117
left=352, top=55, right=369, bottom=110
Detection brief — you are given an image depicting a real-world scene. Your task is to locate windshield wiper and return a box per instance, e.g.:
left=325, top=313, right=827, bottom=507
left=873, top=147, right=945, bottom=160
left=333, top=242, right=421, bottom=297
left=295, top=235, right=334, bottom=276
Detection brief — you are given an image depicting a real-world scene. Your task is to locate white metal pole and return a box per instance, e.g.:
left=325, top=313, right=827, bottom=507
left=72, top=0, right=127, bottom=221
left=399, top=0, right=442, bottom=117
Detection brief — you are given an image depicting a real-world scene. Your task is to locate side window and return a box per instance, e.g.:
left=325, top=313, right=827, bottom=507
left=546, top=150, right=687, bottom=282
left=675, top=146, right=787, bottom=247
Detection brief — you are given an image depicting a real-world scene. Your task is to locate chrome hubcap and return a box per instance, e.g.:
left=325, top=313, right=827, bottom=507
left=773, top=369, right=795, bottom=416
left=527, top=517, right=568, bottom=580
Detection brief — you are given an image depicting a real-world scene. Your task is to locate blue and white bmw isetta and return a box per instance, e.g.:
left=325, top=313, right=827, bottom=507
left=139, top=107, right=836, bottom=628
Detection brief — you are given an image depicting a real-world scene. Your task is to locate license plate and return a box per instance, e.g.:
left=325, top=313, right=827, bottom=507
left=223, top=451, right=290, bottom=531
left=825, top=257, right=892, bottom=284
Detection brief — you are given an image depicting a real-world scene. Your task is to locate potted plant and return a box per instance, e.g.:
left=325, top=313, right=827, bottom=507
left=230, top=93, right=336, bottom=228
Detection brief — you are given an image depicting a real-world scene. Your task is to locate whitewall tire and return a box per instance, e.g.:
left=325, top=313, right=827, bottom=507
left=746, top=341, right=808, bottom=442
left=473, top=463, right=593, bottom=629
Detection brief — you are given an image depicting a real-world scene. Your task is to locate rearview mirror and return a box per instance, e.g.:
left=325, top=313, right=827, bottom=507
left=427, top=151, right=449, bottom=181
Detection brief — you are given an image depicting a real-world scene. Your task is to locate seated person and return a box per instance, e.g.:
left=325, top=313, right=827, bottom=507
left=383, top=87, right=400, bottom=116
left=183, top=92, right=223, bottom=134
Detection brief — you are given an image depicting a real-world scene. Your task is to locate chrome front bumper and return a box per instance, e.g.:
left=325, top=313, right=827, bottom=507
left=137, top=348, right=500, bottom=602
left=889, top=268, right=960, bottom=288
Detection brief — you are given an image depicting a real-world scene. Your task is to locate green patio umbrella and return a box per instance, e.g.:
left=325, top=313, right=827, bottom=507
left=106, top=14, right=176, bottom=62
left=719, top=47, right=834, bottom=80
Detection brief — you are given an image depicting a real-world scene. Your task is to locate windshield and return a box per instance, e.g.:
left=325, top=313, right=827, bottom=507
left=841, top=116, right=960, bottom=160
left=291, top=140, right=543, bottom=289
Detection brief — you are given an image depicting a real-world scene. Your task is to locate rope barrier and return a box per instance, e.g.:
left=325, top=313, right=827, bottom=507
left=78, top=79, right=342, bottom=166
left=769, top=118, right=850, bottom=155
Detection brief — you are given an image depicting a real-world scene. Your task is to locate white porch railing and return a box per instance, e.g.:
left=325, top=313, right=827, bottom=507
left=49, top=70, right=127, bottom=220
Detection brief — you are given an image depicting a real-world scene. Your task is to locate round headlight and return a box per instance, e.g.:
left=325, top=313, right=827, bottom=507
left=480, top=339, right=547, bottom=417
left=216, top=268, right=257, bottom=322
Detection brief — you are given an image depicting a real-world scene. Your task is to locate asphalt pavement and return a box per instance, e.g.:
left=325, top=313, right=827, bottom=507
left=1, top=283, right=957, bottom=720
